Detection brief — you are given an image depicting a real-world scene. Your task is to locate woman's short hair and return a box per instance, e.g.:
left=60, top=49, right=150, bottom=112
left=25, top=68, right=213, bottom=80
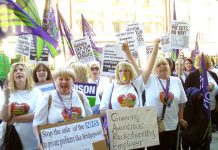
left=53, top=67, right=75, bottom=81
left=69, top=62, right=88, bottom=82
left=9, top=62, right=34, bottom=92
left=115, top=61, right=137, bottom=82
left=153, top=56, right=170, bottom=75
left=32, top=63, right=52, bottom=83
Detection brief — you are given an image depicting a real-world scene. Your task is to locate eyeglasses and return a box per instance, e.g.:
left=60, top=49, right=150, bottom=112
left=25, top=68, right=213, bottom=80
left=91, top=67, right=99, bottom=71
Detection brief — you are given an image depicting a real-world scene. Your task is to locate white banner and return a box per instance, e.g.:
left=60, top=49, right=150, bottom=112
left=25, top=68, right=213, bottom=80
left=160, top=35, right=171, bottom=53
left=107, top=107, right=159, bottom=150
left=116, top=31, right=138, bottom=57
left=101, top=44, right=126, bottom=77
left=126, top=22, right=146, bottom=47
left=170, top=21, right=190, bottom=49
left=73, top=37, right=95, bottom=64
left=15, top=34, right=31, bottom=56
left=39, top=117, right=107, bottom=150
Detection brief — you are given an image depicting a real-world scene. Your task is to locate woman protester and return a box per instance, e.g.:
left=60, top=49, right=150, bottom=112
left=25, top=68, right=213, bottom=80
left=122, top=40, right=187, bottom=149
left=32, top=63, right=52, bottom=84
left=185, top=54, right=218, bottom=149
left=88, top=61, right=110, bottom=114
left=181, top=58, right=193, bottom=82
left=0, top=62, right=42, bottom=150
left=100, top=39, right=159, bottom=112
left=145, top=57, right=188, bottom=150
left=33, top=67, right=93, bottom=149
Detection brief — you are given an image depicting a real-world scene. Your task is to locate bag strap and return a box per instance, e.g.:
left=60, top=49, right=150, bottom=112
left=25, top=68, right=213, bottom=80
left=48, top=94, right=52, bottom=111
left=131, top=83, right=146, bottom=106
left=109, top=84, right=114, bottom=109
left=161, top=104, right=166, bottom=120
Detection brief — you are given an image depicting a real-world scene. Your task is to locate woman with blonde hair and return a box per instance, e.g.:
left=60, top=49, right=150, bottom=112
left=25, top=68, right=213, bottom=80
left=100, top=39, right=159, bottom=112
left=70, top=62, right=88, bottom=82
left=0, top=62, right=42, bottom=150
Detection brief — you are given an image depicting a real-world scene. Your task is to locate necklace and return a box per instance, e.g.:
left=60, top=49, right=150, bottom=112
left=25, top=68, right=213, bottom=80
left=57, top=91, right=73, bottom=119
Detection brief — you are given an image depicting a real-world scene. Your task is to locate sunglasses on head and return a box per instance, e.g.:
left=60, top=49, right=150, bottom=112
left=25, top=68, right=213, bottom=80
left=91, top=67, right=99, bottom=71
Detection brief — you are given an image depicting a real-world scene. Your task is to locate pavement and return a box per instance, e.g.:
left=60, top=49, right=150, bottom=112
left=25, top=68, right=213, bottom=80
left=211, top=131, right=218, bottom=150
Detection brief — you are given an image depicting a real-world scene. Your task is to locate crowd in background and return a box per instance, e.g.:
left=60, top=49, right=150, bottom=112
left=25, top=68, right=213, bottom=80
left=0, top=39, right=218, bottom=150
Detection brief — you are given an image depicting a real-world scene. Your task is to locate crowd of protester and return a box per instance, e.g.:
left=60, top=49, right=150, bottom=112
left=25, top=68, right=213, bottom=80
left=0, top=39, right=218, bottom=150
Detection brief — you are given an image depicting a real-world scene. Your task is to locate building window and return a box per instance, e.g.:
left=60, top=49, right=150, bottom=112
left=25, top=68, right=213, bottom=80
left=113, top=21, right=121, bottom=32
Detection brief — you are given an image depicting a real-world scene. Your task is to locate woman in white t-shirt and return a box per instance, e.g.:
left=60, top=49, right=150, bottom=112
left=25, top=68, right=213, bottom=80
left=0, top=62, right=42, bottom=150
left=100, top=39, right=160, bottom=112
left=33, top=67, right=93, bottom=149
left=146, top=57, right=188, bottom=150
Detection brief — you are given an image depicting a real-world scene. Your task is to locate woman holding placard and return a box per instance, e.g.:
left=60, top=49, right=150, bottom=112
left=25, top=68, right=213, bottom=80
left=0, top=62, right=42, bottom=150
left=117, top=40, right=188, bottom=150
left=33, top=67, right=93, bottom=149
left=100, top=39, right=159, bottom=112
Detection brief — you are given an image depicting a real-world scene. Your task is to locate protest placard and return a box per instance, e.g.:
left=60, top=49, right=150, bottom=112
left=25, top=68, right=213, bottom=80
left=16, top=34, right=31, bottom=56
left=170, top=21, right=190, bottom=49
left=29, top=39, right=49, bottom=64
left=35, top=80, right=55, bottom=93
left=74, top=82, right=97, bottom=107
left=116, top=31, right=138, bottom=57
left=101, top=44, right=126, bottom=77
left=160, top=35, right=171, bottom=53
left=73, top=37, right=95, bottom=64
left=107, top=107, right=159, bottom=150
left=38, top=116, right=108, bottom=150
left=126, top=22, right=145, bottom=47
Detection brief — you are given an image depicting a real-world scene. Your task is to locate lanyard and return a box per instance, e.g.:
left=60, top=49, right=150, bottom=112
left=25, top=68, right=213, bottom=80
left=56, top=91, right=73, bottom=119
left=157, top=77, right=170, bottom=97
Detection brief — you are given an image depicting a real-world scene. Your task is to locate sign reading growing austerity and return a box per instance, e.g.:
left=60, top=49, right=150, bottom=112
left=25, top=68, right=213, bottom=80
left=107, top=107, right=159, bottom=150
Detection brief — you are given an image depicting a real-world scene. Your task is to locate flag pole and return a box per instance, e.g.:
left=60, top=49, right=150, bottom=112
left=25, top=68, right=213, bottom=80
left=69, top=0, right=72, bottom=31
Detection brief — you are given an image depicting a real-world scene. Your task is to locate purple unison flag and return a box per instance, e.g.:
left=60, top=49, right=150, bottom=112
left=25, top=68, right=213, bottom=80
left=194, top=33, right=199, bottom=59
left=0, top=0, right=59, bottom=57
left=81, top=14, right=102, bottom=61
left=200, top=53, right=210, bottom=120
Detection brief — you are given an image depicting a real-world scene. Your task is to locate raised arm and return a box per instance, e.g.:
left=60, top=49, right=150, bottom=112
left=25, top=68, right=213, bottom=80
left=141, top=38, right=160, bottom=84
left=1, top=81, right=11, bottom=121
left=122, top=42, right=142, bottom=76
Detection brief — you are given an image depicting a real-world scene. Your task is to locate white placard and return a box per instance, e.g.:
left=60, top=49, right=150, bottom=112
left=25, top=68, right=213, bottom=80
left=73, top=37, right=95, bottom=64
left=39, top=117, right=107, bottom=150
left=29, top=37, right=49, bottom=64
left=170, top=21, right=190, bottom=49
left=160, top=35, right=171, bottom=53
left=101, top=44, right=126, bottom=77
left=35, top=80, right=55, bottom=93
left=107, top=107, right=159, bottom=150
left=116, top=31, right=138, bottom=57
left=16, top=34, right=31, bottom=56
left=126, top=22, right=146, bottom=47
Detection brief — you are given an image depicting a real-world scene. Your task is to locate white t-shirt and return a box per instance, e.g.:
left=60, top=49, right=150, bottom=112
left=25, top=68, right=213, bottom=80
left=3, top=88, right=42, bottom=150
left=207, top=72, right=218, bottom=111
left=100, top=76, right=145, bottom=110
left=33, top=90, right=93, bottom=125
left=145, top=74, right=187, bottom=131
